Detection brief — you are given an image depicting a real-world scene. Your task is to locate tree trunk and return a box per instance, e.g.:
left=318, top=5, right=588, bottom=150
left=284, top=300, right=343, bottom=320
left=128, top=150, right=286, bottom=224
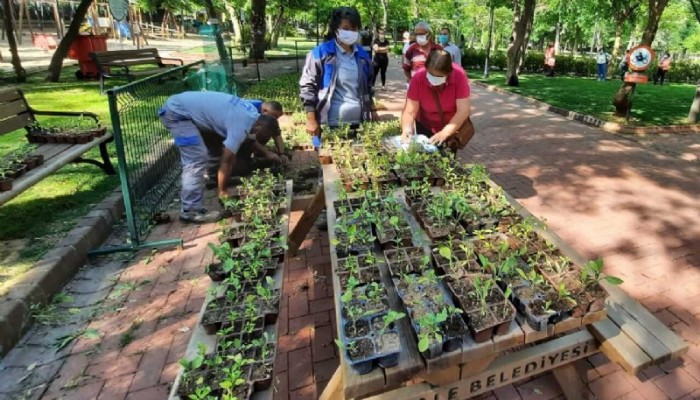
left=380, top=0, right=388, bottom=29
left=271, top=16, right=285, bottom=48
left=612, top=23, right=622, bottom=60
left=250, top=0, right=266, bottom=60
left=224, top=3, right=242, bottom=44
left=267, top=4, right=284, bottom=49
left=46, top=0, right=92, bottom=82
left=688, top=81, right=700, bottom=123
left=484, top=1, right=495, bottom=78
left=411, top=0, right=419, bottom=19
left=506, top=0, right=536, bottom=86
left=203, top=0, right=231, bottom=65
left=2, top=0, right=26, bottom=81
left=53, top=0, right=63, bottom=38
left=614, top=0, right=670, bottom=120
left=554, top=12, right=561, bottom=54
left=642, top=0, right=669, bottom=45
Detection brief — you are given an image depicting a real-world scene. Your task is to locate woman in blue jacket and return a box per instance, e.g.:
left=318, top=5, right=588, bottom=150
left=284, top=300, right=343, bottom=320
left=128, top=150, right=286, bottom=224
left=299, top=7, right=378, bottom=146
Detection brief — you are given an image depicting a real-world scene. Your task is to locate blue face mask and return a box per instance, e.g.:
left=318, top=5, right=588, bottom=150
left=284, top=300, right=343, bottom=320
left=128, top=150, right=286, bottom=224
left=438, top=35, right=449, bottom=45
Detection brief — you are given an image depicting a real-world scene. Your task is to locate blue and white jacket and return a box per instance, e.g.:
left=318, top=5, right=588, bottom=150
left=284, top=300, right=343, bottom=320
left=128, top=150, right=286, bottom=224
left=299, top=40, right=375, bottom=125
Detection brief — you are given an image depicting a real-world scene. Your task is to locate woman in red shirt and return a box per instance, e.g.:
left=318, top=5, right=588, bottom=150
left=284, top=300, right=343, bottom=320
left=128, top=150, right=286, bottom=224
left=401, top=49, right=471, bottom=146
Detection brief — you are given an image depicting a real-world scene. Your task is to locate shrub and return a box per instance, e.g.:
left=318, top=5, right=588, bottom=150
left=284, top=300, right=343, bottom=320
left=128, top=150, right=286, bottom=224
left=462, top=48, right=700, bottom=82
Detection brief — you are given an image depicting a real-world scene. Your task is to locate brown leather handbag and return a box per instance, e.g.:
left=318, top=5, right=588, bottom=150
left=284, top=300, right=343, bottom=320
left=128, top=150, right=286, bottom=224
left=431, top=89, right=475, bottom=152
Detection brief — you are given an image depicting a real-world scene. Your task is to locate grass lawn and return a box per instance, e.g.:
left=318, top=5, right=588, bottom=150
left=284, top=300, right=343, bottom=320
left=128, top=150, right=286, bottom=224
left=468, top=70, right=696, bottom=126
left=0, top=66, right=119, bottom=294
left=182, top=38, right=317, bottom=59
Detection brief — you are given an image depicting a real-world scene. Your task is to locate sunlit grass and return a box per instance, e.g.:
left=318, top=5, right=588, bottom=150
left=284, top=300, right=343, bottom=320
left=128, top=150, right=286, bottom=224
left=0, top=67, right=118, bottom=289
left=469, top=70, right=696, bottom=126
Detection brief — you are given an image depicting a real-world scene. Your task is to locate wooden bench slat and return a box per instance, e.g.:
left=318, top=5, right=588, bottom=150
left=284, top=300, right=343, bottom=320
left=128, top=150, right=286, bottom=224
left=602, top=282, right=688, bottom=360
left=0, top=100, right=29, bottom=121
left=0, top=113, right=32, bottom=136
left=35, top=142, right=73, bottom=161
left=589, top=318, right=652, bottom=374
left=605, top=298, right=672, bottom=364
left=0, top=89, right=23, bottom=103
left=0, top=133, right=112, bottom=206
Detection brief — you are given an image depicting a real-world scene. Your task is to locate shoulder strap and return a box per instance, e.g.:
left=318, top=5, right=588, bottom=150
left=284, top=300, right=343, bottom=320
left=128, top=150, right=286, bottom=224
left=431, top=88, right=446, bottom=127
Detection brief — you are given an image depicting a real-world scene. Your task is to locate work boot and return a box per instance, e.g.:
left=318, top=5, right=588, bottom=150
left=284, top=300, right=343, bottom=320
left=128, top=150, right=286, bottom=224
left=180, top=209, right=222, bottom=224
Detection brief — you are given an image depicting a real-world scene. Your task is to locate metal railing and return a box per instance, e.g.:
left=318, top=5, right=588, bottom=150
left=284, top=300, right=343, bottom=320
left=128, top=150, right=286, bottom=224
left=96, top=60, right=234, bottom=253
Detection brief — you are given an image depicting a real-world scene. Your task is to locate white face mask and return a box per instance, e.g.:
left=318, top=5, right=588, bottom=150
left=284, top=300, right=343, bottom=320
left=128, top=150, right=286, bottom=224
left=337, top=29, right=359, bottom=45
left=426, top=72, right=447, bottom=86
left=416, top=35, right=429, bottom=45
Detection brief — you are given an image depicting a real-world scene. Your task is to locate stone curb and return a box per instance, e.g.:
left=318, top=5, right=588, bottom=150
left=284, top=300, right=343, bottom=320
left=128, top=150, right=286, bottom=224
left=472, top=81, right=700, bottom=135
left=0, top=189, right=125, bottom=357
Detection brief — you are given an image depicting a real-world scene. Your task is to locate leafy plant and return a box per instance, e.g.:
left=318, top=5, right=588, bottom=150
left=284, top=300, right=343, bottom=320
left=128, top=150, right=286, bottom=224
left=416, top=308, right=448, bottom=352
left=472, top=276, right=493, bottom=316
left=379, top=310, right=406, bottom=335
left=580, top=258, right=624, bottom=287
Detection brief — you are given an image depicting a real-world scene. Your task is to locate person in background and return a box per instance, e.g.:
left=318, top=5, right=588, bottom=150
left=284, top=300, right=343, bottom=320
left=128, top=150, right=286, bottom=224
left=595, top=48, right=611, bottom=81
left=402, top=31, right=416, bottom=58
left=438, top=27, right=461, bottom=67
left=401, top=49, right=471, bottom=148
left=403, top=21, right=442, bottom=82
left=653, top=51, right=672, bottom=85
left=544, top=43, right=555, bottom=77
left=299, top=6, right=378, bottom=147
left=619, top=49, right=630, bottom=81
left=360, top=25, right=374, bottom=58
left=458, top=34, right=466, bottom=49
left=372, top=27, right=391, bottom=90
left=159, top=92, right=284, bottom=223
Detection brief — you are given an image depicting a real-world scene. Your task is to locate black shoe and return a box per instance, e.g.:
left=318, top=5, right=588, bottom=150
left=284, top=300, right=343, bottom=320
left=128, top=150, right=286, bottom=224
left=315, top=211, right=328, bottom=231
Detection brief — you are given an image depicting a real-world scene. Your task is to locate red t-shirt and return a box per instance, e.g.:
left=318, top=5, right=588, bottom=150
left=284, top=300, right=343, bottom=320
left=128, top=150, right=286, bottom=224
left=407, top=64, right=470, bottom=133
left=403, top=42, right=443, bottom=76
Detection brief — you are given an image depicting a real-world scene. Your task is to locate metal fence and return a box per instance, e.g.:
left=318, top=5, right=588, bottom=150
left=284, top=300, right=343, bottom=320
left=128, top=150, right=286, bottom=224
left=100, top=60, right=232, bottom=252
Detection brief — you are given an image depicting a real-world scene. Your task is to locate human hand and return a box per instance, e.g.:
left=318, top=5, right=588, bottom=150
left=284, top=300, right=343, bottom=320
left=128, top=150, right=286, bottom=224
left=401, top=128, right=414, bottom=144
left=266, top=152, right=282, bottom=163
left=429, top=129, right=452, bottom=146
left=279, top=154, right=290, bottom=165
left=306, top=119, right=321, bottom=136
left=218, top=191, right=230, bottom=202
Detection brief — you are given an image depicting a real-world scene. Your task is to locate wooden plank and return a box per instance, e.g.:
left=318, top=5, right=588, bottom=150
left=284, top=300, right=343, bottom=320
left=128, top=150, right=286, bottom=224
left=322, top=163, right=387, bottom=400
left=418, top=365, right=461, bottom=386
left=493, top=319, right=525, bottom=353
left=588, top=318, right=652, bottom=374
left=0, top=133, right=112, bottom=206
left=425, top=348, right=463, bottom=375
left=0, top=113, right=32, bottom=136
left=364, top=383, right=434, bottom=400
left=287, top=186, right=325, bottom=256
left=518, top=315, right=548, bottom=344
left=379, top=330, right=598, bottom=400
left=582, top=309, right=607, bottom=326
left=552, top=360, right=595, bottom=400
left=318, top=367, right=344, bottom=400
left=602, top=282, right=688, bottom=360
left=35, top=143, right=72, bottom=161
left=554, top=317, right=582, bottom=335
left=0, top=99, right=29, bottom=120
left=604, top=298, right=672, bottom=364
left=460, top=334, right=495, bottom=364
left=0, top=88, right=23, bottom=103
left=459, top=353, right=496, bottom=379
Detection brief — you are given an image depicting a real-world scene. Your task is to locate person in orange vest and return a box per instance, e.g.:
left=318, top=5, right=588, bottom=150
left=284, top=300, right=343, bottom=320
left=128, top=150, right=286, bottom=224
left=653, top=51, right=672, bottom=85
left=544, top=43, right=556, bottom=77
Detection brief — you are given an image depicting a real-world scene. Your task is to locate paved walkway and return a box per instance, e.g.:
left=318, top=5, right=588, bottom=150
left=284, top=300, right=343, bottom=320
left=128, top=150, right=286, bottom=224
left=2, top=59, right=700, bottom=400
left=386, top=63, right=700, bottom=399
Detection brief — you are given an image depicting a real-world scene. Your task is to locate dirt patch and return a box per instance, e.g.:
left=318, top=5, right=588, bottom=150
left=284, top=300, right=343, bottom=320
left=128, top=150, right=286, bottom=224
left=0, top=238, right=31, bottom=296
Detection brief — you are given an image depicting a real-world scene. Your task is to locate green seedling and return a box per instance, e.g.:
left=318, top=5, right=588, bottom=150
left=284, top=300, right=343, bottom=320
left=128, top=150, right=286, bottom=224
left=580, top=258, right=624, bottom=287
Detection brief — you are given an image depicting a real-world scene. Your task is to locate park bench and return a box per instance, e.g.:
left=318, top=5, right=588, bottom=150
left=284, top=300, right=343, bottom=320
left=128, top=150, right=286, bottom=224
left=90, top=48, right=184, bottom=92
left=0, top=88, right=115, bottom=207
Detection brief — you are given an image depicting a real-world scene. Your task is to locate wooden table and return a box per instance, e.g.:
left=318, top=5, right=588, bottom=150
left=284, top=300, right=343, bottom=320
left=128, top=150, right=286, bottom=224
left=317, top=162, right=687, bottom=400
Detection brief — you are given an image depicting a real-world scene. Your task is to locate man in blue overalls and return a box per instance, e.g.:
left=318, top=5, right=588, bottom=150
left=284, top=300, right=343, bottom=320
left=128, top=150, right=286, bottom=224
left=160, top=92, right=285, bottom=224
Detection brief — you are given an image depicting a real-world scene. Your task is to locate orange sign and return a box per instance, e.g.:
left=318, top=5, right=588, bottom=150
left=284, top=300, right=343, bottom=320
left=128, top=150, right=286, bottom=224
left=624, top=72, right=649, bottom=83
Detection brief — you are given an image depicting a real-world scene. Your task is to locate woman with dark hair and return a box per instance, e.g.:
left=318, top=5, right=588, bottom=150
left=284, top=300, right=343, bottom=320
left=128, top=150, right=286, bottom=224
left=372, top=27, right=390, bottom=90
left=401, top=49, right=471, bottom=147
left=299, top=6, right=377, bottom=146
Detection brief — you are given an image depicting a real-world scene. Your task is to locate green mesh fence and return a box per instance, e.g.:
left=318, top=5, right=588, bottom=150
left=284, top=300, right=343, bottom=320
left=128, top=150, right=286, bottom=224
left=106, top=61, right=205, bottom=249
